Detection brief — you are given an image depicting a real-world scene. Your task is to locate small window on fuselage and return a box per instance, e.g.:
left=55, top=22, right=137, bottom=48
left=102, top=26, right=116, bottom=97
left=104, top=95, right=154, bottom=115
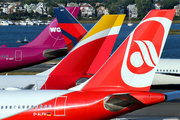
left=44, top=105, right=47, bottom=108
left=49, top=105, right=51, bottom=108
left=40, top=105, right=43, bottom=109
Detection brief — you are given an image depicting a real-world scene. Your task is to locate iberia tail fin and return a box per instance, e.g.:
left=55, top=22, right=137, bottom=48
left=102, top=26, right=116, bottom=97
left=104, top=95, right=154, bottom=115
left=54, top=7, right=125, bottom=75
left=20, top=7, right=79, bottom=49
left=54, top=7, right=87, bottom=51
left=40, top=8, right=125, bottom=80
left=70, top=9, right=175, bottom=92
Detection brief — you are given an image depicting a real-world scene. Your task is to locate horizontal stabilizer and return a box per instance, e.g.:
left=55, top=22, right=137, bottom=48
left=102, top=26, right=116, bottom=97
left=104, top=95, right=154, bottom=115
left=23, top=84, right=35, bottom=89
left=164, top=91, right=180, bottom=101
left=43, top=48, right=68, bottom=58
left=0, top=44, right=7, bottom=47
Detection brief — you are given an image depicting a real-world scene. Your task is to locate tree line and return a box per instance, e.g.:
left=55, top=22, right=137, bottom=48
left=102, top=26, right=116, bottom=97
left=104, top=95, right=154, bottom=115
left=1, top=0, right=180, bottom=19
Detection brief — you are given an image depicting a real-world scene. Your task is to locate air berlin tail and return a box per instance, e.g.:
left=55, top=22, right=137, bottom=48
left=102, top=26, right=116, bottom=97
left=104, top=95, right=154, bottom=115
left=72, top=9, right=175, bottom=92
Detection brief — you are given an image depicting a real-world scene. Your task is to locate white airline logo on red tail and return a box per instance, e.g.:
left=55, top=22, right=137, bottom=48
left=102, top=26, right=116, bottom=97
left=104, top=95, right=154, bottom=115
left=130, top=40, right=158, bottom=68
left=121, top=17, right=171, bottom=88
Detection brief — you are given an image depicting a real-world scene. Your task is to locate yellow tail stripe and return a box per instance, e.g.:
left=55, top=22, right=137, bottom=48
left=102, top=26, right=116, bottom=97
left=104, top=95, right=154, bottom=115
left=81, top=14, right=125, bottom=41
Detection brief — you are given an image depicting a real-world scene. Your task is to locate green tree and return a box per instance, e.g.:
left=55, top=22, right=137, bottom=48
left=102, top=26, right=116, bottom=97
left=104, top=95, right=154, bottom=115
left=8, top=14, right=14, bottom=20
left=30, top=11, right=35, bottom=16
left=108, top=2, right=118, bottom=14
left=135, top=0, right=152, bottom=19
left=77, top=9, right=82, bottom=19
left=34, top=11, right=40, bottom=17
left=24, top=10, right=29, bottom=17
left=162, top=0, right=179, bottom=9
left=43, top=0, right=49, bottom=2
left=46, top=2, right=58, bottom=7
left=124, top=0, right=135, bottom=7
left=48, top=6, right=54, bottom=16
left=21, top=0, right=38, bottom=5
left=106, top=0, right=118, bottom=8
left=107, top=0, right=123, bottom=14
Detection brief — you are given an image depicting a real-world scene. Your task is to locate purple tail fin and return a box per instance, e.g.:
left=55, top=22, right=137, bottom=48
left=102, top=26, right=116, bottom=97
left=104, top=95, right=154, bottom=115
left=20, top=7, right=80, bottom=49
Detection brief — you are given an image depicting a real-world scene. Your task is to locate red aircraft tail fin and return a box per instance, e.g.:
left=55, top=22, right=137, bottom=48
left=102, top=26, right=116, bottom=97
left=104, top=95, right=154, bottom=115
left=42, top=8, right=125, bottom=77
left=71, top=9, right=175, bottom=92
left=38, top=10, right=125, bottom=90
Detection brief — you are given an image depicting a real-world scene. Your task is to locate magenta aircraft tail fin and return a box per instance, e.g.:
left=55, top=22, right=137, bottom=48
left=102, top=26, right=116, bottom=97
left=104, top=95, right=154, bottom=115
left=70, top=9, right=175, bottom=92
left=20, top=7, right=80, bottom=49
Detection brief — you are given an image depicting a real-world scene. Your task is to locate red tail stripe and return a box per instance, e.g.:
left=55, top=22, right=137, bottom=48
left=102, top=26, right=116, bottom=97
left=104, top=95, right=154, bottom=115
left=144, top=9, right=175, bottom=21
left=87, top=35, right=118, bottom=74
left=59, top=23, right=87, bottom=39
left=63, top=35, right=74, bottom=51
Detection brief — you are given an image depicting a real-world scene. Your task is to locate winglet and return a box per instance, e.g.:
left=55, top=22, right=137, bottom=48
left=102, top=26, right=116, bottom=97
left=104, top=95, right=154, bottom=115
left=165, top=91, right=180, bottom=101
left=70, top=9, right=175, bottom=92
left=54, top=7, right=87, bottom=51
